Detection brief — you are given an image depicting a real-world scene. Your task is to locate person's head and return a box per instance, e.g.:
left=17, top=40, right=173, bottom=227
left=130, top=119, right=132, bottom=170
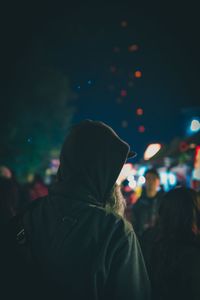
left=144, top=168, right=160, bottom=196
left=158, top=187, right=200, bottom=241
left=56, top=119, right=136, bottom=210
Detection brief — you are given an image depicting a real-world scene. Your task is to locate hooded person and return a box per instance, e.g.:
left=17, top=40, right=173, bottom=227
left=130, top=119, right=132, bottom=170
left=3, top=120, right=150, bottom=300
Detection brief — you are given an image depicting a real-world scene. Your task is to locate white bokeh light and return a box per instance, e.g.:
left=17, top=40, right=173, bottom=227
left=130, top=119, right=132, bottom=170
left=144, top=143, right=162, bottom=160
left=190, top=119, right=200, bottom=132
left=138, top=175, right=146, bottom=186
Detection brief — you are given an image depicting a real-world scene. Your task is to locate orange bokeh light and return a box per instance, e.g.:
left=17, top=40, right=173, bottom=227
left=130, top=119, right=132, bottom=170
left=134, top=70, right=142, bottom=78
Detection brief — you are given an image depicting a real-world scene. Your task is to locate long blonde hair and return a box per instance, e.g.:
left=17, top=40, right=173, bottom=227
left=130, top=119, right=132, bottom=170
left=105, top=184, right=126, bottom=217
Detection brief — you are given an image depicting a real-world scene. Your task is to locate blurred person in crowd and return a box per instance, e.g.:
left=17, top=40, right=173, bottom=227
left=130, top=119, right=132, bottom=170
left=0, top=167, right=20, bottom=226
left=5, top=120, right=150, bottom=300
left=191, top=179, right=200, bottom=192
left=29, top=173, right=48, bottom=201
left=197, top=190, right=200, bottom=201
left=140, top=187, right=200, bottom=300
left=121, top=179, right=138, bottom=222
left=131, top=168, right=164, bottom=237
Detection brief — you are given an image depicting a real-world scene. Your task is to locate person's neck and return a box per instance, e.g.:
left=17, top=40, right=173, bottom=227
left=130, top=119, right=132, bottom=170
left=146, top=189, right=157, bottom=198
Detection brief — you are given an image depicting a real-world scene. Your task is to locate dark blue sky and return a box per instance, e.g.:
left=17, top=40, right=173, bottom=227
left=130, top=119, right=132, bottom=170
left=1, top=1, right=199, bottom=160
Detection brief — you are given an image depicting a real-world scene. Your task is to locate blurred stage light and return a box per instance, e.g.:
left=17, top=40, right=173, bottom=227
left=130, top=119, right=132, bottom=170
left=116, top=163, right=134, bottom=184
left=128, top=179, right=137, bottom=189
left=160, top=172, right=168, bottom=185
left=138, top=175, right=146, bottom=186
left=190, top=119, right=200, bottom=132
left=138, top=166, right=147, bottom=176
left=168, top=173, right=177, bottom=185
left=144, top=143, right=161, bottom=160
left=192, top=169, right=200, bottom=180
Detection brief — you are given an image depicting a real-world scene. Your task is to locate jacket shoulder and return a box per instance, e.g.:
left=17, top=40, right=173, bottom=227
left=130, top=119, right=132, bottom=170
left=89, top=204, right=134, bottom=236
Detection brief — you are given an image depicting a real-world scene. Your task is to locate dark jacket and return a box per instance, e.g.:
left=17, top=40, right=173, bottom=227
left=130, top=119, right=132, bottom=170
left=140, top=228, right=200, bottom=300
left=23, top=187, right=150, bottom=299
left=5, top=120, right=151, bottom=299
left=131, top=189, right=163, bottom=237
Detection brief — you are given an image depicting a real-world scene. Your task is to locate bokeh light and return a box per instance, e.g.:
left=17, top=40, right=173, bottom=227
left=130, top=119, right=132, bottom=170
left=138, top=125, right=145, bottom=133
left=128, top=44, right=139, bottom=52
left=121, top=21, right=128, bottom=27
left=190, top=119, right=200, bottom=132
left=136, top=108, right=143, bottom=115
left=120, top=89, right=127, bottom=97
left=134, top=70, right=142, bottom=78
left=144, top=143, right=162, bottom=160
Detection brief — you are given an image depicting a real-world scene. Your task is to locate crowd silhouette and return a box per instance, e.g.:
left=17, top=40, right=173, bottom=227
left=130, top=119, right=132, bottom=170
left=0, top=120, right=199, bottom=300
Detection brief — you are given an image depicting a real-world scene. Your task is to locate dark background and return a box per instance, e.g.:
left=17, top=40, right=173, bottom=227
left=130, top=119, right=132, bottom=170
left=0, top=1, right=199, bottom=169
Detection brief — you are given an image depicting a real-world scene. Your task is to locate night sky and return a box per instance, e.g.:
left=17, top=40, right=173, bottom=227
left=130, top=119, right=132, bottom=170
left=1, top=1, right=200, bottom=162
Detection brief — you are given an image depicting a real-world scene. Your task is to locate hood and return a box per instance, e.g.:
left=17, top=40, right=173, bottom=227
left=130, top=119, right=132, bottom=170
left=55, top=120, right=136, bottom=205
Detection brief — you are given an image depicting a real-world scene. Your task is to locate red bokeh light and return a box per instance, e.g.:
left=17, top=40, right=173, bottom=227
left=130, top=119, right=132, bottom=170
left=120, top=89, right=127, bottom=97
left=179, top=141, right=189, bottom=152
left=138, top=125, right=145, bottom=133
left=136, top=108, right=143, bottom=115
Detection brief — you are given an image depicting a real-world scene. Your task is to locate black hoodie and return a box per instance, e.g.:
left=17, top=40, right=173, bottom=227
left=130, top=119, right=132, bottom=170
left=18, top=120, right=150, bottom=299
